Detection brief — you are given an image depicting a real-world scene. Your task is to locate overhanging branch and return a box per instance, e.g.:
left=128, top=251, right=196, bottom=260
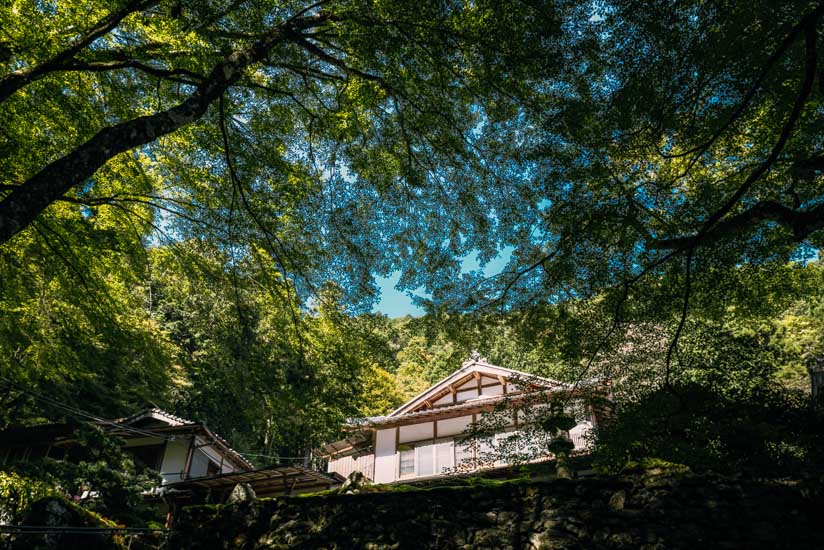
left=0, top=0, right=159, bottom=104
left=649, top=200, right=824, bottom=250
left=0, top=12, right=333, bottom=246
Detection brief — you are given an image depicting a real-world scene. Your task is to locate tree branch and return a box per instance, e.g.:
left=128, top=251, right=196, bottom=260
left=650, top=20, right=819, bottom=252
left=0, top=0, right=159, bottom=104
left=0, top=12, right=333, bottom=246
left=649, top=200, right=824, bottom=249
left=61, top=59, right=205, bottom=85
left=659, top=4, right=824, bottom=163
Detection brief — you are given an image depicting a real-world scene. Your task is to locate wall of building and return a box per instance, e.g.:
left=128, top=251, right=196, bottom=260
left=190, top=437, right=240, bottom=476
left=372, top=428, right=396, bottom=483
left=330, top=417, right=593, bottom=484
left=327, top=453, right=375, bottom=480
left=159, top=438, right=192, bottom=483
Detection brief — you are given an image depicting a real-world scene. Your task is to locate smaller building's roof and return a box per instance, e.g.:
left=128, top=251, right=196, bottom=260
left=151, top=465, right=337, bottom=500
left=107, top=408, right=254, bottom=471
left=116, top=408, right=191, bottom=427
left=318, top=430, right=372, bottom=457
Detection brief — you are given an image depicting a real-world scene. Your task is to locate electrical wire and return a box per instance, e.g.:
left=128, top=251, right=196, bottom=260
left=236, top=452, right=310, bottom=461
left=0, top=376, right=301, bottom=464
left=0, top=374, right=175, bottom=441
left=0, top=375, right=318, bottom=465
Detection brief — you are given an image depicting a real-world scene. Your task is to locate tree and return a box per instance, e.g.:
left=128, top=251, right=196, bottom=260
left=146, top=241, right=394, bottom=459
left=0, top=0, right=566, bottom=315
left=591, top=381, right=824, bottom=478
left=1, top=423, right=161, bottom=525
left=437, top=1, right=824, bottom=388
left=0, top=218, right=176, bottom=423
left=5, top=1, right=824, bottom=362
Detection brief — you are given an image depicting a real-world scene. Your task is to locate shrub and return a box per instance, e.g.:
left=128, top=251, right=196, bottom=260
left=592, top=382, right=824, bottom=477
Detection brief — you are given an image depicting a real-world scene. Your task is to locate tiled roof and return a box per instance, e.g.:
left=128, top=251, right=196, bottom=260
left=357, top=392, right=525, bottom=427
left=115, top=407, right=192, bottom=427
left=109, top=408, right=254, bottom=470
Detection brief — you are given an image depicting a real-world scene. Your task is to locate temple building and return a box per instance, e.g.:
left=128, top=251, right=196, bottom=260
left=320, top=354, right=604, bottom=484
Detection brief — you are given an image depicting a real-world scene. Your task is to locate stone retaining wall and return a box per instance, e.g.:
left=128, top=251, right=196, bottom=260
left=170, top=468, right=824, bottom=549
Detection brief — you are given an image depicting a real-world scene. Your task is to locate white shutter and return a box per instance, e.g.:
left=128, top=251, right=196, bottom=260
left=435, top=440, right=454, bottom=473
left=417, top=443, right=434, bottom=477
left=454, top=440, right=474, bottom=471
left=399, top=447, right=415, bottom=476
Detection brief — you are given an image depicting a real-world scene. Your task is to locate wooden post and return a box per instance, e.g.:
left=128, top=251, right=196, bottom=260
left=182, top=436, right=195, bottom=480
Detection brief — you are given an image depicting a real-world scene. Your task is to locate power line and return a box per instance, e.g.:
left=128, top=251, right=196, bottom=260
left=0, top=375, right=316, bottom=465
left=0, top=375, right=174, bottom=441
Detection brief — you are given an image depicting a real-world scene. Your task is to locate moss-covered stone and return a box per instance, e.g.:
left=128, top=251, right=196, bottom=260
left=9, top=496, right=124, bottom=550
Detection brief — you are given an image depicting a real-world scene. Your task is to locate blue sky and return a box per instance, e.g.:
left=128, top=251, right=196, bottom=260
left=372, top=248, right=513, bottom=317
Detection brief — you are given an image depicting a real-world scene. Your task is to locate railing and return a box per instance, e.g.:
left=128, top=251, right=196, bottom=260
left=327, top=453, right=375, bottom=481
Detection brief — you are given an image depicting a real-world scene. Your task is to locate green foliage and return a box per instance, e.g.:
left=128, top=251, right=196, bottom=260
left=0, top=471, right=56, bottom=525
left=620, top=458, right=691, bottom=476
left=144, top=242, right=400, bottom=459
left=357, top=365, right=404, bottom=417
left=3, top=424, right=160, bottom=525
left=2, top=1, right=824, bottom=522
left=593, top=382, right=824, bottom=477
left=0, top=229, right=177, bottom=423
left=14, top=496, right=124, bottom=550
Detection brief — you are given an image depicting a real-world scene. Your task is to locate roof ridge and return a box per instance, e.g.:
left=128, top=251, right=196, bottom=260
left=388, top=356, right=571, bottom=417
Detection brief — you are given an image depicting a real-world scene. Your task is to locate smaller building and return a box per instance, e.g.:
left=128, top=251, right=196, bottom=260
left=107, top=408, right=253, bottom=483
left=320, top=355, right=605, bottom=484
left=0, top=408, right=339, bottom=509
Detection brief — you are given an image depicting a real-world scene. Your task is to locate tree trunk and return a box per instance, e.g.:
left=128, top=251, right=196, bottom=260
left=808, top=361, right=824, bottom=405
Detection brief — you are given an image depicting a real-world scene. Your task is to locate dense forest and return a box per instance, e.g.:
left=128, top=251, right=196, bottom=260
left=2, top=0, right=824, bottom=531
left=3, top=238, right=823, bottom=475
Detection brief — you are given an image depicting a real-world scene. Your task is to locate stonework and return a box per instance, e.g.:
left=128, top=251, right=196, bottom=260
left=169, top=466, right=824, bottom=549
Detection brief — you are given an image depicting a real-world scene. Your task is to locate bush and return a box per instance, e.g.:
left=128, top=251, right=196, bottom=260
left=2, top=423, right=161, bottom=525
left=592, top=382, right=824, bottom=477
left=0, top=471, right=56, bottom=525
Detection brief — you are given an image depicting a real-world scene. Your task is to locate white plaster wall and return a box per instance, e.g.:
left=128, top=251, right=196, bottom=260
left=195, top=439, right=239, bottom=473
left=481, top=384, right=503, bottom=397
left=189, top=449, right=210, bottom=478
left=328, top=454, right=375, bottom=481
left=398, top=422, right=434, bottom=444
left=477, top=409, right=515, bottom=427
left=433, top=394, right=453, bottom=406
left=437, top=415, right=473, bottom=437
left=159, top=438, right=191, bottom=484
left=456, top=389, right=478, bottom=403
left=373, top=428, right=397, bottom=483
